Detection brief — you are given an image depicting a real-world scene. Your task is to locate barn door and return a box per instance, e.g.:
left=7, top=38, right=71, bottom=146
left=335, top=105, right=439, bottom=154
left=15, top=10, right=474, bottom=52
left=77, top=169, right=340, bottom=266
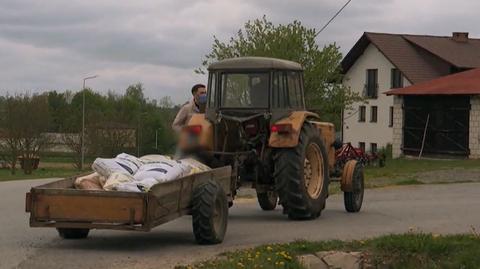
left=403, top=96, right=470, bottom=156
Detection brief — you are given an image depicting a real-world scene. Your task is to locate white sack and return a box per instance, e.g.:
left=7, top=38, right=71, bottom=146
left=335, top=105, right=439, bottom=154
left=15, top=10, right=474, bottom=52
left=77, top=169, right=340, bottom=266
left=116, top=177, right=159, bottom=193
left=133, top=160, right=190, bottom=183
left=115, top=182, right=142, bottom=193
left=116, top=153, right=143, bottom=170
left=135, top=177, right=159, bottom=191
left=139, top=154, right=171, bottom=164
left=179, top=158, right=211, bottom=175
left=92, top=157, right=139, bottom=177
left=103, top=172, right=135, bottom=191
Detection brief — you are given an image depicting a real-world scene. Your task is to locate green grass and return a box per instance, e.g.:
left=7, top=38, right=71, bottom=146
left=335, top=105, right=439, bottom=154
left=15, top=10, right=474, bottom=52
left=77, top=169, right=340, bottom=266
left=394, top=178, right=425, bottom=185
left=0, top=167, right=84, bottom=182
left=364, top=158, right=480, bottom=179
left=177, top=233, right=480, bottom=269
left=40, top=156, right=95, bottom=164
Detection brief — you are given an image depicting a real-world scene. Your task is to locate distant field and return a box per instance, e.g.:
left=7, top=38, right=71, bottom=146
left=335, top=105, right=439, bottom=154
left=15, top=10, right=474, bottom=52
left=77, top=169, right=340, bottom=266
left=2, top=156, right=480, bottom=183
left=0, top=167, right=83, bottom=182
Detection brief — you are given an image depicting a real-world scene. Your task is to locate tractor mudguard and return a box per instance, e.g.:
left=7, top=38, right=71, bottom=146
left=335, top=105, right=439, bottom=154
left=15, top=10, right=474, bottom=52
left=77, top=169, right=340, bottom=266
left=268, top=111, right=319, bottom=148
left=179, top=113, right=214, bottom=151
left=309, top=121, right=336, bottom=172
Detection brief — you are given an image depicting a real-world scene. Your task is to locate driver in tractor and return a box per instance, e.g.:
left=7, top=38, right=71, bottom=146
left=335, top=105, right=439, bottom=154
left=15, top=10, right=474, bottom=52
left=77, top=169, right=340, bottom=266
left=250, top=75, right=269, bottom=107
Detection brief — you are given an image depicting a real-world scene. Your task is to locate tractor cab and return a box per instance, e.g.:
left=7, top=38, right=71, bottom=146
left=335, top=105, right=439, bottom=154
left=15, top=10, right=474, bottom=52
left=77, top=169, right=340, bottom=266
left=206, top=57, right=305, bottom=122
left=201, top=57, right=306, bottom=155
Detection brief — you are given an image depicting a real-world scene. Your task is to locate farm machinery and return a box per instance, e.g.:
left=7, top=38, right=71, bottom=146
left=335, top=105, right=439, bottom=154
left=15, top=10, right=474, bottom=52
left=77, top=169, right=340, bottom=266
left=180, top=56, right=365, bottom=219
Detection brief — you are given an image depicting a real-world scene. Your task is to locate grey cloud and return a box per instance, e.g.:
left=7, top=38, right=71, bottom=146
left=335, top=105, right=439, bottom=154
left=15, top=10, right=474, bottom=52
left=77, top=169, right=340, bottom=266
left=0, top=0, right=480, bottom=104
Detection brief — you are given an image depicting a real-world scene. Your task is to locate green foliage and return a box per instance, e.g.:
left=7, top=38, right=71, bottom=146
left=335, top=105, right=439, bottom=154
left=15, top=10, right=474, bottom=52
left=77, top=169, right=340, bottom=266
left=54, top=84, right=178, bottom=158
left=0, top=94, right=50, bottom=174
left=1, top=84, right=177, bottom=172
left=198, top=16, right=362, bottom=127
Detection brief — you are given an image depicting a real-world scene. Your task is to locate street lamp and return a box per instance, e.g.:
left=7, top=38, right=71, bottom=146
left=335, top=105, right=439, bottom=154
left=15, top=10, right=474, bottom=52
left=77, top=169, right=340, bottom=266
left=81, top=75, right=98, bottom=170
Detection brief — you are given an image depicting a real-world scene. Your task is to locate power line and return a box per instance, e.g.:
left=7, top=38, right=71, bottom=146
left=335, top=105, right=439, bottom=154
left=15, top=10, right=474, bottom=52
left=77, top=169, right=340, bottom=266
left=315, top=0, right=353, bottom=37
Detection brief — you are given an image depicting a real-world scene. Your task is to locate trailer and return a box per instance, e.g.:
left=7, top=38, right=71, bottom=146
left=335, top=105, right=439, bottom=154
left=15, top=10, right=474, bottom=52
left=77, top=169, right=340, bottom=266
left=25, top=166, right=232, bottom=245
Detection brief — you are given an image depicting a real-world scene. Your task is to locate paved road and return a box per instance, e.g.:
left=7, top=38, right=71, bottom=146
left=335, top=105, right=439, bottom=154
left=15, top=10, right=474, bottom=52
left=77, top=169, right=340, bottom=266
left=2, top=179, right=480, bottom=269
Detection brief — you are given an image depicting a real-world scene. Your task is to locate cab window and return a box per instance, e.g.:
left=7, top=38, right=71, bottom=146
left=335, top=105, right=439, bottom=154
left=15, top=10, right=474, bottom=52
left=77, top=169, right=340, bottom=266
left=208, top=72, right=217, bottom=108
left=220, top=73, right=269, bottom=108
left=272, top=71, right=304, bottom=109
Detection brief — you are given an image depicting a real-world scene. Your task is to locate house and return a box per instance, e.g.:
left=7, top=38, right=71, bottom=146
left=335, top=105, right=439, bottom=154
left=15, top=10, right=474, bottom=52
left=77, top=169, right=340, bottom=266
left=386, top=68, right=480, bottom=159
left=340, top=32, right=480, bottom=155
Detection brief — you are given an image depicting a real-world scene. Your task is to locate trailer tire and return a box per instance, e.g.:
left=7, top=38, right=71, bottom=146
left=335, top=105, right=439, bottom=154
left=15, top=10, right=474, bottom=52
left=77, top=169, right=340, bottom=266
left=344, top=162, right=364, bottom=213
left=256, top=190, right=278, bottom=211
left=274, top=124, right=329, bottom=220
left=57, top=228, right=90, bottom=239
left=192, top=180, right=228, bottom=245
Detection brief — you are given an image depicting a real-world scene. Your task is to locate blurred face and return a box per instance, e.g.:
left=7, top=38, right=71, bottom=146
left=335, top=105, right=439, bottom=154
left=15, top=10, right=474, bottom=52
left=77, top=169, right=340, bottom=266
left=194, top=87, right=207, bottom=104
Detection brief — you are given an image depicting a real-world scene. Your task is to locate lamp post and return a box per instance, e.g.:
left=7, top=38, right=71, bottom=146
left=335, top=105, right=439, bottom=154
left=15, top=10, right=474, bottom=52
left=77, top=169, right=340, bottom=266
left=81, top=75, right=98, bottom=170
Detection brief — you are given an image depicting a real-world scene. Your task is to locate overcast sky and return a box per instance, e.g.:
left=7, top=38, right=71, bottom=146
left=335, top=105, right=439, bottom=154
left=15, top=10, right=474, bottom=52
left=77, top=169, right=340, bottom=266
left=1, top=0, right=479, bottom=104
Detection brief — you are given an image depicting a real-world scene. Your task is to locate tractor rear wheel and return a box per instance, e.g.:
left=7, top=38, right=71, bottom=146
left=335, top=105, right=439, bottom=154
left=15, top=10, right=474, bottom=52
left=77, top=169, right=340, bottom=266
left=256, top=190, right=278, bottom=211
left=192, top=180, right=228, bottom=244
left=274, top=124, right=329, bottom=220
left=344, top=162, right=364, bottom=213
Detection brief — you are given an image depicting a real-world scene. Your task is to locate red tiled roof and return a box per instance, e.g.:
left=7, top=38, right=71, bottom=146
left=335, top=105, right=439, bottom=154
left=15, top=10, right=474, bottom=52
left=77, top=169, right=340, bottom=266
left=341, top=32, right=480, bottom=84
left=385, top=68, right=480, bottom=95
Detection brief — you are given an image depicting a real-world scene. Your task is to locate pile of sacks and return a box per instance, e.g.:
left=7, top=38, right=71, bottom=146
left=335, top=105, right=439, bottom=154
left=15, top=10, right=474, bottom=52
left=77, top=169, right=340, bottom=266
left=74, top=153, right=210, bottom=193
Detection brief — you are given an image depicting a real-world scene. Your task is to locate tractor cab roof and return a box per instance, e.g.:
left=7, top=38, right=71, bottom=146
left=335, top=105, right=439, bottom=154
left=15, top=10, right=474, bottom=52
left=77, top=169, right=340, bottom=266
left=208, top=57, right=303, bottom=71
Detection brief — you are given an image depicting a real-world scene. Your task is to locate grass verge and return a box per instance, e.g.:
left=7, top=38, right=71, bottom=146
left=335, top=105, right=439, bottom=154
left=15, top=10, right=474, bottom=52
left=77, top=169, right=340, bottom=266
left=364, top=158, right=480, bottom=179
left=0, top=167, right=83, bottom=182
left=176, top=232, right=480, bottom=269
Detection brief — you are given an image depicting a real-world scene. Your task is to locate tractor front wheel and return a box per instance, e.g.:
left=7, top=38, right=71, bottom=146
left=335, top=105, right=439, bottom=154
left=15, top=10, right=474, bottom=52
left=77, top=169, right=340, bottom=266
left=343, top=162, right=364, bottom=213
left=256, top=190, right=278, bottom=211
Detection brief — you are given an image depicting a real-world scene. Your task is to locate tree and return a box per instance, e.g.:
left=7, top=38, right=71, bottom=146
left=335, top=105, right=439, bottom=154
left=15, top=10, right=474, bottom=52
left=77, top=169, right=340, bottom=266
left=18, top=94, right=51, bottom=174
left=198, top=16, right=362, bottom=127
left=0, top=96, right=23, bottom=174
left=0, top=94, right=50, bottom=174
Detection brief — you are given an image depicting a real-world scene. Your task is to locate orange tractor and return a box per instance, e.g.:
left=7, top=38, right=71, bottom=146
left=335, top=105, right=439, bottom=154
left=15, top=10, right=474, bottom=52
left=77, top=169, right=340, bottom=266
left=180, top=57, right=364, bottom=220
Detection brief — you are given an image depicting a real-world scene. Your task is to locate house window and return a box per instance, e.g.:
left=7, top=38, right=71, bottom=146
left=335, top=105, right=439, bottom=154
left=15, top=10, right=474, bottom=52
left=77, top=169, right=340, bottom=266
left=359, top=142, right=365, bottom=152
left=389, top=106, right=394, bottom=127
left=370, top=106, right=378, bottom=123
left=365, top=69, right=378, bottom=98
left=359, top=106, right=366, bottom=122
left=370, top=143, right=377, bottom=153
left=391, top=68, right=403, bottom=88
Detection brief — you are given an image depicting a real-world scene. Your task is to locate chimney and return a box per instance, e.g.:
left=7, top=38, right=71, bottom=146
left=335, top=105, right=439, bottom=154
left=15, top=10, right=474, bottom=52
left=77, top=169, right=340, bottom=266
left=452, top=32, right=469, bottom=42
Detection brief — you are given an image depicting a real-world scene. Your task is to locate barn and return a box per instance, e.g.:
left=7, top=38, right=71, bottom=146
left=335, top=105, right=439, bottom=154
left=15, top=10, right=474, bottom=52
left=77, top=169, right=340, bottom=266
left=386, top=68, right=480, bottom=158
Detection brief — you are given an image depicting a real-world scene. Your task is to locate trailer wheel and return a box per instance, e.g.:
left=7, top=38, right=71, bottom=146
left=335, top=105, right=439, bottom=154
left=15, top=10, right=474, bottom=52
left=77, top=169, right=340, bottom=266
left=256, top=190, right=278, bottom=211
left=274, top=124, right=329, bottom=220
left=56, top=228, right=90, bottom=239
left=192, top=180, right=228, bottom=245
left=343, top=162, right=364, bottom=213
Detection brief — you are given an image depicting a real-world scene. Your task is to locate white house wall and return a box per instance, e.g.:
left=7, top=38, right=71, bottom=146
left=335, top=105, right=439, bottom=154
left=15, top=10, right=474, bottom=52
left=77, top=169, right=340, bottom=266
left=342, top=43, right=411, bottom=152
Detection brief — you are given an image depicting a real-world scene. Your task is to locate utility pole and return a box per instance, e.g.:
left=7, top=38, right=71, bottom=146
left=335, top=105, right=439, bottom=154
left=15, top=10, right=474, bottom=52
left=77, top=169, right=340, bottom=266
left=81, top=75, right=98, bottom=170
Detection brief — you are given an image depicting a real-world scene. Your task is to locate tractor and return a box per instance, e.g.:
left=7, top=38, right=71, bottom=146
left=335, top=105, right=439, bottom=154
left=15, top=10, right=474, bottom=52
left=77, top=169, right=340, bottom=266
left=179, top=57, right=364, bottom=220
